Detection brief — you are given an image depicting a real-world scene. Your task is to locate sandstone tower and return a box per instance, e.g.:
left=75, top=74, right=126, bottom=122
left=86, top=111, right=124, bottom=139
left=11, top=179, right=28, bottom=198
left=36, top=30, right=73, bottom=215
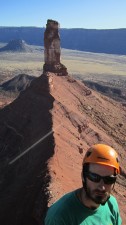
left=43, top=19, right=68, bottom=76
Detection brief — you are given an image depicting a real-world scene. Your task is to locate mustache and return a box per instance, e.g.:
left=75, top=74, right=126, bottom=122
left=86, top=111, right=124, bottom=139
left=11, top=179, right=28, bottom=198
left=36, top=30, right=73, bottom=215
left=94, top=189, right=106, bottom=194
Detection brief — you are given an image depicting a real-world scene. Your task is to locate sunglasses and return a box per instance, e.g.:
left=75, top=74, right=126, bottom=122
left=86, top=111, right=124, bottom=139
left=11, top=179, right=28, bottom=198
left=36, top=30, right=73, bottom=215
left=85, top=171, right=117, bottom=184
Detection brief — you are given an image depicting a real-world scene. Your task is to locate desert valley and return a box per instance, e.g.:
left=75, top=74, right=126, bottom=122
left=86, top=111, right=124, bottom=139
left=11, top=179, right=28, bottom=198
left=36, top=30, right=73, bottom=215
left=0, top=21, right=126, bottom=225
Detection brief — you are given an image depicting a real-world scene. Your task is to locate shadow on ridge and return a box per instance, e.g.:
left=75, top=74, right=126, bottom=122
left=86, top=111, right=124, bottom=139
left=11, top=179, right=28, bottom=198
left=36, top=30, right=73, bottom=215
left=0, top=74, right=55, bottom=225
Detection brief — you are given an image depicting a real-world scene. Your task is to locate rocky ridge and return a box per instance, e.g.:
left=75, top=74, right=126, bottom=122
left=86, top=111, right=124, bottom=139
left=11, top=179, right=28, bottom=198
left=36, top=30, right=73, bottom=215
left=0, top=74, right=35, bottom=92
left=0, top=72, right=126, bottom=224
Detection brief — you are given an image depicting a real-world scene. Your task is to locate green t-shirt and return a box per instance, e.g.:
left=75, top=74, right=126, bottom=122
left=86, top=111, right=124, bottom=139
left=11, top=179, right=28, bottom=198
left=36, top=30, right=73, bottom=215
left=45, top=190, right=122, bottom=225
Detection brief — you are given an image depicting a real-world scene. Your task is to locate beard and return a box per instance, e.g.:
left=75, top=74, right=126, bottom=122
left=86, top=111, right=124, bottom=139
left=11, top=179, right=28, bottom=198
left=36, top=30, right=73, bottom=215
left=83, top=182, right=110, bottom=205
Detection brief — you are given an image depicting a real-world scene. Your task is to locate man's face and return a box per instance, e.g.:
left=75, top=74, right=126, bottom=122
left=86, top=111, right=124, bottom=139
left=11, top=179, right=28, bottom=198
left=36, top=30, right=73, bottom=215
left=83, top=164, right=115, bottom=205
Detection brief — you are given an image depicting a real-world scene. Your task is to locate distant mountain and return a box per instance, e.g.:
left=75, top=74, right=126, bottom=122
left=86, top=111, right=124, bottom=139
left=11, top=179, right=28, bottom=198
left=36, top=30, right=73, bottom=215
left=0, top=27, right=44, bottom=46
left=0, top=74, right=35, bottom=92
left=0, top=39, right=33, bottom=52
left=0, top=27, right=126, bottom=54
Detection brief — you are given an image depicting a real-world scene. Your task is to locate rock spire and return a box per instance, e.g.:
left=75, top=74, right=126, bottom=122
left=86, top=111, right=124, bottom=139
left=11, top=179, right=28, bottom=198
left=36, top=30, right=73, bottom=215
left=43, top=19, right=68, bottom=76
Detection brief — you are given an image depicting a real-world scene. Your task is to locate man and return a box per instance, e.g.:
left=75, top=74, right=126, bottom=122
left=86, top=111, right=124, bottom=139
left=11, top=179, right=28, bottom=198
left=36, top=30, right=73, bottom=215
left=45, top=144, right=122, bottom=224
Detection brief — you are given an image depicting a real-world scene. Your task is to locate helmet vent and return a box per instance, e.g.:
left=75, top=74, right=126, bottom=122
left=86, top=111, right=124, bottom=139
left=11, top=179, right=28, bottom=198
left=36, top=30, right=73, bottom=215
left=116, top=157, right=119, bottom=163
left=86, top=151, right=92, bottom=157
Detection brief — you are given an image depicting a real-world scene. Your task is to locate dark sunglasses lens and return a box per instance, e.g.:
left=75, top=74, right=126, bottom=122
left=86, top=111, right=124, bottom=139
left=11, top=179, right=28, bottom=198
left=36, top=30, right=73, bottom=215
left=86, top=172, right=117, bottom=184
left=103, top=176, right=117, bottom=184
left=86, top=172, right=101, bottom=182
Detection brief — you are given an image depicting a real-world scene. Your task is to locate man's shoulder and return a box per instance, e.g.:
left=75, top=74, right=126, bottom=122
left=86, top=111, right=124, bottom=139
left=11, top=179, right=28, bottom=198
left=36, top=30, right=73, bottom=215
left=45, top=190, right=76, bottom=224
left=107, top=194, right=119, bottom=211
left=108, top=195, right=118, bottom=204
left=48, top=190, right=76, bottom=213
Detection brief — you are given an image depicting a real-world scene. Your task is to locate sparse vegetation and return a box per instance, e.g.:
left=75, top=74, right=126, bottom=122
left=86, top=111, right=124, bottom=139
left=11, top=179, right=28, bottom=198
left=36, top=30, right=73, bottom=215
left=0, top=46, right=126, bottom=94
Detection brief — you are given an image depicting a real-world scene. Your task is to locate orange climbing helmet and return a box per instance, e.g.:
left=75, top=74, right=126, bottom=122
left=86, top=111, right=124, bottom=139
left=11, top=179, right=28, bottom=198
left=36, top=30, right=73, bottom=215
left=83, top=144, right=120, bottom=174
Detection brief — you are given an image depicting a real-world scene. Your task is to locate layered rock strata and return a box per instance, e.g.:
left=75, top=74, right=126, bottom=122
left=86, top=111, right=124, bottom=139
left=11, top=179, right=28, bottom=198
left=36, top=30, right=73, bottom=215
left=43, top=19, right=68, bottom=76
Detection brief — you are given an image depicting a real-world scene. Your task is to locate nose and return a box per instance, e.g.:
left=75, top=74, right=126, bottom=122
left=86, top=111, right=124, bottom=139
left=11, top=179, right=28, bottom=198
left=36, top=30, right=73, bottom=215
left=98, top=179, right=106, bottom=191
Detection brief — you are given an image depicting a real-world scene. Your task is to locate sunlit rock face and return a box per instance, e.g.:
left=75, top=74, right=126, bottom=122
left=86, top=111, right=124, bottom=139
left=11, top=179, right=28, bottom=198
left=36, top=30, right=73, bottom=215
left=44, top=20, right=60, bottom=64
left=43, top=19, right=68, bottom=76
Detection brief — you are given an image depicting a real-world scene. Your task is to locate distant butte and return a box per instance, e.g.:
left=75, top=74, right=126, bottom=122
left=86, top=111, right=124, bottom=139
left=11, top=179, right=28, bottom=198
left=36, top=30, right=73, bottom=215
left=43, top=19, right=68, bottom=76
left=0, top=39, right=32, bottom=52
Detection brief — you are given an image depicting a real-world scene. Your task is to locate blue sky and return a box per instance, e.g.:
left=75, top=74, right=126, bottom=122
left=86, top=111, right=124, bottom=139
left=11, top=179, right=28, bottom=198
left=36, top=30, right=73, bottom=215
left=1, top=0, right=126, bottom=29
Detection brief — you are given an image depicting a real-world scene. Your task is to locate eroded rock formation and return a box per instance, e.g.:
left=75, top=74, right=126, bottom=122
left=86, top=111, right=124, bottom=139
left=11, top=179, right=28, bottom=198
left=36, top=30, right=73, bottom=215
left=43, top=19, right=68, bottom=76
left=0, top=39, right=32, bottom=52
